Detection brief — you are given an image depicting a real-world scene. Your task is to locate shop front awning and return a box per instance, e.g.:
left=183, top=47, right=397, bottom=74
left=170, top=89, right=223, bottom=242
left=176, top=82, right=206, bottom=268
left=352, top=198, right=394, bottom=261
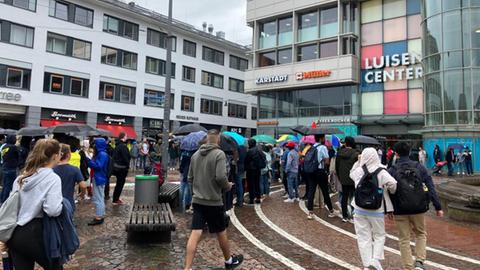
left=96, top=124, right=137, bottom=139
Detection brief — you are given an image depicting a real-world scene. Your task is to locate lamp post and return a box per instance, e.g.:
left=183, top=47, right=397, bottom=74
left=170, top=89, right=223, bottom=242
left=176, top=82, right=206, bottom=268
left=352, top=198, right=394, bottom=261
left=161, top=0, right=173, bottom=179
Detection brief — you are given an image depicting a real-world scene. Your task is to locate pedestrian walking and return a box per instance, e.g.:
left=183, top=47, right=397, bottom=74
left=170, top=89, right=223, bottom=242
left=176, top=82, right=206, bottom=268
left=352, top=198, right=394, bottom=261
left=335, top=136, right=359, bottom=223
left=445, top=147, right=455, bottom=176
left=0, top=134, right=19, bottom=203
left=86, top=138, right=110, bottom=226
left=245, top=139, right=266, bottom=204
left=53, top=144, right=87, bottom=212
left=284, top=141, right=299, bottom=202
left=350, top=147, right=397, bottom=270
left=433, top=145, right=441, bottom=163
left=184, top=130, right=243, bottom=270
left=130, top=141, right=140, bottom=171
left=6, top=139, right=64, bottom=269
left=388, top=142, right=443, bottom=270
left=260, top=144, right=272, bottom=197
left=111, top=132, right=130, bottom=205
left=139, top=139, right=149, bottom=169
left=305, top=134, right=335, bottom=220
left=418, top=147, right=427, bottom=167
left=464, top=147, right=473, bottom=175
left=179, top=149, right=195, bottom=213
left=234, top=146, right=246, bottom=207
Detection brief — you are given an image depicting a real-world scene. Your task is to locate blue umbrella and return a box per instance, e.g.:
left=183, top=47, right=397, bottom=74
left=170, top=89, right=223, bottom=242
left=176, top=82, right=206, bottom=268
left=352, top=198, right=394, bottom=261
left=180, top=131, right=206, bottom=151
left=223, top=131, right=245, bottom=146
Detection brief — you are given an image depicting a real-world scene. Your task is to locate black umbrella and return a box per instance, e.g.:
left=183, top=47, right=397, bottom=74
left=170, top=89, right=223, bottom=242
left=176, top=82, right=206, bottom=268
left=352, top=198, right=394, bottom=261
left=291, top=125, right=309, bottom=135
left=86, top=128, right=113, bottom=137
left=0, top=128, right=17, bottom=135
left=220, top=134, right=238, bottom=154
left=17, top=127, right=49, bottom=137
left=353, top=135, right=381, bottom=146
left=47, top=123, right=96, bottom=135
left=173, top=124, right=207, bottom=135
left=306, top=127, right=344, bottom=135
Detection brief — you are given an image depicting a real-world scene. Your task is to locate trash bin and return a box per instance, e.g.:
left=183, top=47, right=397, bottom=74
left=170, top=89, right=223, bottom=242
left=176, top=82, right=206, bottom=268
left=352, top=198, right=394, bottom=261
left=134, top=175, right=159, bottom=204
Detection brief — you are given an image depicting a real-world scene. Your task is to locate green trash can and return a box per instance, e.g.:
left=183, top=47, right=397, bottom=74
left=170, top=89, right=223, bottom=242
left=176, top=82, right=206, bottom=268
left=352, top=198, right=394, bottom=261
left=134, top=175, right=159, bottom=204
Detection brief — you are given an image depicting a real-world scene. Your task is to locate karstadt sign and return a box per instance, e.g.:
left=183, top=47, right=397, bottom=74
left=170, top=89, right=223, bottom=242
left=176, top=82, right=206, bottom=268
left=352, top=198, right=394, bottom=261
left=255, top=75, right=288, bottom=85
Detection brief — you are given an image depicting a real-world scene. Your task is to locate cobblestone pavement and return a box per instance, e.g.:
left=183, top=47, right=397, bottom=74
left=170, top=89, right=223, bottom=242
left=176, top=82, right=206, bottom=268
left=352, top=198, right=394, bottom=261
left=2, top=173, right=480, bottom=270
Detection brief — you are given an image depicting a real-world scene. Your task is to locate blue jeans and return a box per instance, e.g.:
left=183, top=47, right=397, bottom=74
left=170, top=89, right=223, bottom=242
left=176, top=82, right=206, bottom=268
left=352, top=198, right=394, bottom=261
left=1, top=169, right=17, bottom=203
left=287, top=172, right=299, bottom=199
left=260, top=173, right=270, bottom=196
left=465, top=159, right=473, bottom=175
left=234, top=173, right=244, bottom=206
left=180, top=181, right=192, bottom=209
left=92, top=182, right=105, bottom=217
left=447, top=162, right=454, bottom=176
left=139, top=155, right=147, bottom=169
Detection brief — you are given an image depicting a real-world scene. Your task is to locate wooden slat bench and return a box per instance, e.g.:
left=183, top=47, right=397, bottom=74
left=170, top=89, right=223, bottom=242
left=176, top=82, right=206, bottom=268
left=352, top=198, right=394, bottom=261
left=158, top=183, right=180, bottom=208
left=126, top=203, right=176, bottom=243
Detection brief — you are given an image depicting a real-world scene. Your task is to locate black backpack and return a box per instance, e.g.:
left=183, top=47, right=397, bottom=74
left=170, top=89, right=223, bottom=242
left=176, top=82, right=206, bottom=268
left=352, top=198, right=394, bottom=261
left=391, top=162, right=429, bottom=215
left=354, top=165, right=384, bottom=210
left=303, top=146, right=319, bottom=173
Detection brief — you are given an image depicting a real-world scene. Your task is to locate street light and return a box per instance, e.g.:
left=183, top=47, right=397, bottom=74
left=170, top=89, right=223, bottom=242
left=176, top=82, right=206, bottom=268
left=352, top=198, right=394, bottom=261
left=161, top=0, right=173, bottom=179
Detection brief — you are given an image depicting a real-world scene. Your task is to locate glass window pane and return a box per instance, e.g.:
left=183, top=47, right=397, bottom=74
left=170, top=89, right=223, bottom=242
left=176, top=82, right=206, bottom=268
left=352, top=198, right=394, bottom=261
left=277, top=48, right=292, bottom=64
left=384, top=90, right=408, bottom=114
left=474, top=69, right=480, bottom=110
left=361, top=21, right=382, bottom=46
left=383, top=0, right=406, bottom=19
left=427, top=112, right=443, bottom=125
left=104, top=84, right=114, bottom=100
left=74, top=7, right=92, bottom=26
left=425, top=14, right=442, bottom=56
left=297, top=89, right=320, bottom=117
left=361, top=0, right=382, bottom=24
left=469, top=9, right=480, bottom=48
left=258, top=51, right=276, bottom=67
left=6, top=68, right=23, bottom=88
left=120, top=87, right=131, bottom=102
left=443, top=51, right=464, bottom=69
left=361, top=44, right=383, bottom=69
left=259, top=20, right=276, bottom=49
left=443, top=0, right=461, bottom=11
left=320, top=40, right=337, bottom=58
left=50, top=75, right=63, bottom=93
left=320, top=6, right=338, bottom=38
left=259, top=92, right=276, bottom=118
left=70, top=78, right=83, bottom=96
left=425, top=73, right=443, bottom=113
left=409, top=88, right=424, bottom=113
left=278, top=91, right=295, bottom=117
left=73, top=40, right=90, bottom=59
left=298, top=11, right=318, bottom=42
left=443, top=70, right=469, bottom=110
left=297, top=44, right=318, bottom=61
left=55, top=1, right=68, bottom=20
left=384, top=67, right=408, bottom=90
left=408, top=15, right=422, bottom=39
left=425, top=0, right=441, bottom=17
left=107, top=17, right=118, bottom=33
left=278, top=17, right=293, bottom=46
left=443, top=11, right=462, bottom=51
left=408, top=38, right=422, bottom=57
left=361, top=92, right=383, bottom=115
left=407, top=0, right=421, bottom=15
left=384, top=17, right=407, bottom=43
left=10, top=24, right=27, bottom=46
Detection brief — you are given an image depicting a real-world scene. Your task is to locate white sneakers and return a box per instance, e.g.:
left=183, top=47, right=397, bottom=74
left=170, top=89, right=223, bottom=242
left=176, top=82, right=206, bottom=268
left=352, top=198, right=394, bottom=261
left=283, top=198, right=295, bottom=203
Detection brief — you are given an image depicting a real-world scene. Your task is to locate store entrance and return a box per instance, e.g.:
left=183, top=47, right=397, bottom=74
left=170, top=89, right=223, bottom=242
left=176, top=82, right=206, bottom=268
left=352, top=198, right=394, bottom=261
left=0, top=112, right=25, bottom=129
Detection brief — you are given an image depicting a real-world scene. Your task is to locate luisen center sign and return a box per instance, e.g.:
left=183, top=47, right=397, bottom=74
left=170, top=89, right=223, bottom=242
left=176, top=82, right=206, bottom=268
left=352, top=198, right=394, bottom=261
left=364, top=53, right=423, bottom=83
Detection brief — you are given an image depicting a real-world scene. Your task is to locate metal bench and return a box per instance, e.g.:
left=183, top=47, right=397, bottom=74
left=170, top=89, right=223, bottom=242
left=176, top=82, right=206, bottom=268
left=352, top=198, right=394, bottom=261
left=158, top=183, right=180, bottom=208
left=126, top=203, right=176, bottom=242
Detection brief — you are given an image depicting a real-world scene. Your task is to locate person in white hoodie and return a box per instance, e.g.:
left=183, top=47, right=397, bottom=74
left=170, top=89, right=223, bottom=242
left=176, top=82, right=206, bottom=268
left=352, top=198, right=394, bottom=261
left=350, top=147, right=397, bottom=270
left=6, top=139, right=63, bottom=270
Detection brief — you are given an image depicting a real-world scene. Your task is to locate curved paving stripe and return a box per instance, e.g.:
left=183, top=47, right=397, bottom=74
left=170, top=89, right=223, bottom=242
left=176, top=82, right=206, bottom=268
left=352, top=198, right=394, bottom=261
left=298, top=201, right=459, bottom=270
left=230, top=208, right=305, bottom=270
left=254, top=203, right=361, bottom=270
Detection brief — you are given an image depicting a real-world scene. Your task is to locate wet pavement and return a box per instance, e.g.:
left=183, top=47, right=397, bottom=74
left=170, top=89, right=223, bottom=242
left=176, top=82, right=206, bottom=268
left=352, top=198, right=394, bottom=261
left=1, top=173, right=480, bottom=269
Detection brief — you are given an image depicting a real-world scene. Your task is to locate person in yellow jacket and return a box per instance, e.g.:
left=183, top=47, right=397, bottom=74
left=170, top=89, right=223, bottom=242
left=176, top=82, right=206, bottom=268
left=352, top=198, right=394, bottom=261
left=68, top=137, right=81, bottom=168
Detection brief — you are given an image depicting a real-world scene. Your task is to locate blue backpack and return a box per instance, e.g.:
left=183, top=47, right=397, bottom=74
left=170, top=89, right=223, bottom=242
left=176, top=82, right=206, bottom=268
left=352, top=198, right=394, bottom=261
left=303, top=145, right=319, bottom=173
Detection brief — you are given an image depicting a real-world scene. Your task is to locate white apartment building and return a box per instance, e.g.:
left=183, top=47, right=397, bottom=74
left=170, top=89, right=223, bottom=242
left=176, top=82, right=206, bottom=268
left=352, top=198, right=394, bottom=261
left=0, top=0, right=257, bottom=139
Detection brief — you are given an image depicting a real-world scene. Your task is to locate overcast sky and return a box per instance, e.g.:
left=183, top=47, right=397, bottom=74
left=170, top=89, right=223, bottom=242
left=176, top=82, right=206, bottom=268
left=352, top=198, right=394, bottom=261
left=134, top=0, right=252, bottom=45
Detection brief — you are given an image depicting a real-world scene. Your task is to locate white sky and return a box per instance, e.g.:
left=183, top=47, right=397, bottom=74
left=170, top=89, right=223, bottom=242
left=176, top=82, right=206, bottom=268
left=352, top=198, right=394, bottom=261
left=133, top=0, right=252, bottom=45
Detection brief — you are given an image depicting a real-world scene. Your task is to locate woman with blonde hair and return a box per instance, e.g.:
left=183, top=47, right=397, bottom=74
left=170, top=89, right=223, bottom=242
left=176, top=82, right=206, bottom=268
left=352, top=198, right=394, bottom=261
left=7, top=139, right=63, bottom=269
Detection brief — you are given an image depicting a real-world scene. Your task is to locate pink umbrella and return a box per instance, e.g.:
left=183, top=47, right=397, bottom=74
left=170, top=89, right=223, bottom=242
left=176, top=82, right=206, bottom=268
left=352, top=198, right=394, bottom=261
left=301, top=135, right=315, bottom=145
left=325, top=140, right=332, bottom=147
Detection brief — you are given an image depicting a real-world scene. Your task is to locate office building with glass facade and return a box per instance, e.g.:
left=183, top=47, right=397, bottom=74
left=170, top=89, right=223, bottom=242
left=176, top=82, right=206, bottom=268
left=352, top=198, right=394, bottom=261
left=246, top=0, right=480, bottom=171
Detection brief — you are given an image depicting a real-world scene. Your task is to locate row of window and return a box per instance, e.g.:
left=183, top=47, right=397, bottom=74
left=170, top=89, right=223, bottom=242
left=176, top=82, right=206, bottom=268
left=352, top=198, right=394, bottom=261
left=258, top=40, right=338, bottom=66
left=1, top=0, right=36, bottom=12
left=0, top=64, right=254, bottom=118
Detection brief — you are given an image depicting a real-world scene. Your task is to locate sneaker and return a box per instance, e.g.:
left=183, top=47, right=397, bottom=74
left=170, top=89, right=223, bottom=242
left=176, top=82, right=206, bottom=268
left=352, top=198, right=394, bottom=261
left=342, top=218, right=348, bottom=223
left=414, top=261, right=425, bottom=270
left=307, top=213, right=314, bottom=220
left=328, top=211, right=336, bottom=218
left=87, top=218, right=104, bottom=226
left=282, top=194, right=289, bottom=199
left=283, top=198, right=294, bottom=203
left=294, top=197, right=300, bottom=202
left=112, top=199, right=125, bottom=205
left=225, top=254, right=244, bottom=269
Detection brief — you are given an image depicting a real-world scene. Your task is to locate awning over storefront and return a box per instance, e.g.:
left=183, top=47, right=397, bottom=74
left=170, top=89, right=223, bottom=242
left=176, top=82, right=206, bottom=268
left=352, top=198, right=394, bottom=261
left=96, top=124, right=137, bottom=138
left=40, top=119, right=85, bottom=127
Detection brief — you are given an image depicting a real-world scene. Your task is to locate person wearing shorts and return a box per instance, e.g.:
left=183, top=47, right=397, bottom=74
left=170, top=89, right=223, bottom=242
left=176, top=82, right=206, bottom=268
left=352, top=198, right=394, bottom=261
left=184, top=130, right=243, bottom=270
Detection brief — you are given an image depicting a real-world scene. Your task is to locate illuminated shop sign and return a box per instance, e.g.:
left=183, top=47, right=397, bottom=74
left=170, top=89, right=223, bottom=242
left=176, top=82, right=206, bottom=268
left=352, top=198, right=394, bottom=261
left=257, top=121, right=279, bottom=126
left=105, top=116, right=126, bottom=124
left=296, top=70, right=332, bottom=80
left=51, top=111, right=77, bottom=120
left=255, top=75, right=288, bottom=85
left=364, top=53, right=423, bottom=83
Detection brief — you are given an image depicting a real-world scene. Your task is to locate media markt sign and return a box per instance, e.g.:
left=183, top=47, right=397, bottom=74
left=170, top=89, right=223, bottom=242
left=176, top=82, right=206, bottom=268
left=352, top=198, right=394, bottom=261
left=255, top=75, right=288, bottom=85
left=364, top=53, right=423, bottom=83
